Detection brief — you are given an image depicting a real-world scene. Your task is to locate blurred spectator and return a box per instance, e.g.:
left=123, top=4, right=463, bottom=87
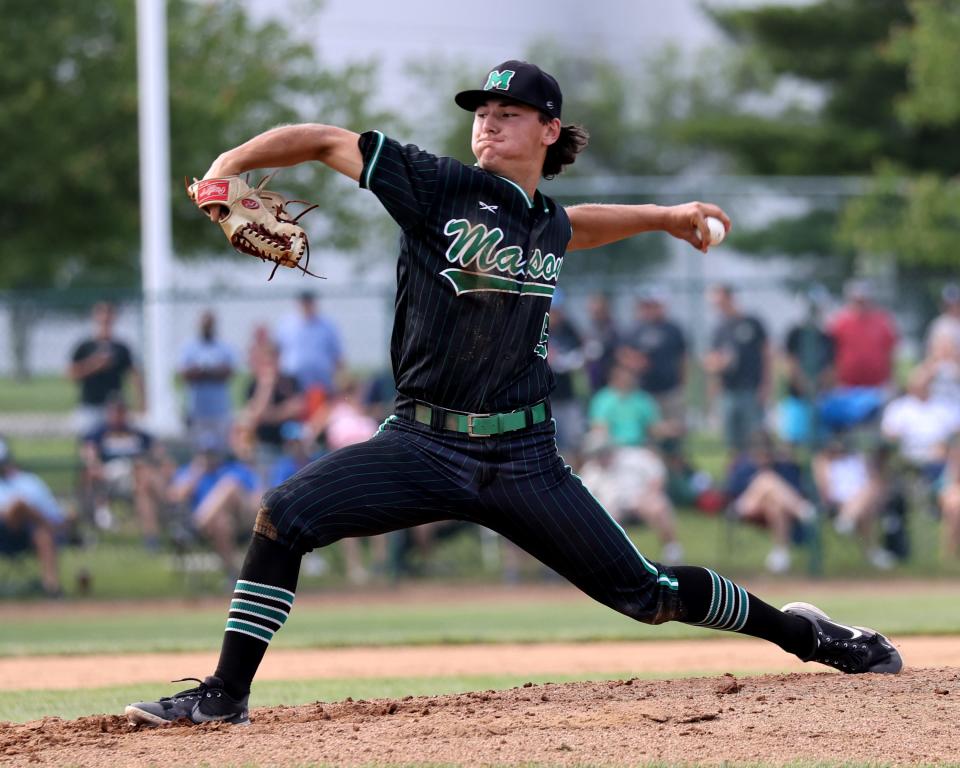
left=80, top=397, right=166, bottom=550
left=925, top=283, right=960, bottom=357
left=828, top=279, right=898, bottom=391
left=936, top=435, right=960, bottom=559
left=583, top=293, right=620, bottom=392
left=922, top=330, right=960, bottom=413
left=268, top=421, right=319, bottom=488
left=177, top=310, right=237, bottom=450
left=577, top=430, right=682, bottom=564
left=304, top=375, right=384, bottom=584
left=725, top=433, right=815, bottom=574
left=243, top=342, right=305, bottom=483
left=546, top=291, right=587, bottom=456
left=703, top=284, right=771, bottom=455
left=881, top=367, right=960, bottom=480
left=620, top=286, right=688, bottom=442
left=247, top=324, right=275, bottom=372
left=588, top=364, right=669, bottom=448
left=361, top=369, right=397, bottom=423
left=778, top=286, right=835, bottom=446
left=67, top=302, right=144, bottom=435
left=813, top=438, right=898, bottom=570
left=0, top=437, right=66, bottom=596
left=167, top=437, right=261, bottom=579
left=274, top=291, right=344, bottom=413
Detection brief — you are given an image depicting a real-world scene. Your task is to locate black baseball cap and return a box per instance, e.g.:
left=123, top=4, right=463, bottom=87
left=455, top=60, right=562, bottom=120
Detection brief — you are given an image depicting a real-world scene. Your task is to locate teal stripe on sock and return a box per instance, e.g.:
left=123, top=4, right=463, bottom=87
left=230, top=599, right=289, bottom=625
left=730, top=585, right=750, bottom=632
left=700, top=569, right=722, bottom=626
left=225, top=619, right=274, bottom=642
left=715, top=577, right=736, bottom=628
left=235, top=580, right=295, bottom=606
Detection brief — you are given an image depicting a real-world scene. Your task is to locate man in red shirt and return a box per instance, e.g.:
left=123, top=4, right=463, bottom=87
left=828, top=280, right=898, bottom=389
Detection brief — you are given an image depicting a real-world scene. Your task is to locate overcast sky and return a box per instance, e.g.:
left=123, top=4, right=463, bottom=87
left=247, top=0, right=742, bottom=117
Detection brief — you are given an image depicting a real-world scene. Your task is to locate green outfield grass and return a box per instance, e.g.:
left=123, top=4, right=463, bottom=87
left=1, top=672, right=651, bottom=722
left=4, top=584, right=959, bottom=658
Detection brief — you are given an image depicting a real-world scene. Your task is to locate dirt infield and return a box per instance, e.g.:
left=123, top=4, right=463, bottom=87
left=3, top=668, right=958, bottom=766
left=2, top=635, right=959, bottom=691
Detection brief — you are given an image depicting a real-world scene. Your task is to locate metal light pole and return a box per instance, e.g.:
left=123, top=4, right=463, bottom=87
left=136, top=0, right=178, bottom=436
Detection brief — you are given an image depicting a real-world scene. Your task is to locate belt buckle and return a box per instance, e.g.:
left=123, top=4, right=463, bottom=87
left=466, top=412, right=491, bottom=438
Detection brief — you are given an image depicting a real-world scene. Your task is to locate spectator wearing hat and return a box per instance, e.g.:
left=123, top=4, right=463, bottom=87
left=926, top=284, right=960, bottom=358
left=177, top=310, right=237, bottom=451
left=703, top=284, right=771, bottom=456
left=80, top=396, right=166, bottom=549
left=620, top=286, right=688, bottom=439
left=0, top=437, right=66, bottom=596
left=167, top=435, right=261, bottom=579
left=273, top=291, right=344, bottom=413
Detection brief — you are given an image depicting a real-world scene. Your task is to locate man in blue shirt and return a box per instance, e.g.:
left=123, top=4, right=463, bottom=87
left=0, top=437, right=66, bottom=596
left=178, top=310, right=237, bottom=450
left=168, top=438, right=261, bottom=579
left=273, top=291, right=344, bottom=397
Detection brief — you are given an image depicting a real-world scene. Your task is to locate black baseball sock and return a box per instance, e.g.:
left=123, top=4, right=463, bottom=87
left=672, top=565, right=815, bottom=658
left=213, top=533, right=302, bottom=699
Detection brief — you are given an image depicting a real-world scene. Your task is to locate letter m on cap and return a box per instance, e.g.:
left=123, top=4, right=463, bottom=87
left=484, top=69, right=515, bottom=92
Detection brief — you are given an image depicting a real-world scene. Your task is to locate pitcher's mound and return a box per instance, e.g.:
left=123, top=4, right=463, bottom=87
left=2, top=668, right=957, bottom=766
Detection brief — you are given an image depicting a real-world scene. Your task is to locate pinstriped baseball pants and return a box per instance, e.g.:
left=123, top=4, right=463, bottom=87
left=263, top=416, right=684, bottom=625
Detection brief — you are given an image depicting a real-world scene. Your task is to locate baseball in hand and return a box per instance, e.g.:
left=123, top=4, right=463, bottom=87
left=695, top=216, right=726, bottom=246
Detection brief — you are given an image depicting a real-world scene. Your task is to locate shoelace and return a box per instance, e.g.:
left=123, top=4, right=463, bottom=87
left=816, top=633, right=872, bottom=671
left=162, top=677, right=214, bottom=702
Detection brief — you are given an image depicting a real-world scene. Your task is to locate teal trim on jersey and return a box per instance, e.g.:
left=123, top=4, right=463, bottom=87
left=377, top=415, right=398, bottom=434
left=235, top=580, right=295, bottom=607
left=569, top=468, right=678, bottom=591
left=363, top=130, right=386, bottom=189
left=441, top=268, right=555, bottom=298
left=494, top=174, right=534, bottom=208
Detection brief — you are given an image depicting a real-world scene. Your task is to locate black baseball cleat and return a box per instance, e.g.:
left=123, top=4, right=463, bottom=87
left=125, top=676, right=250, bottom=726
left=782, top=601, right=903, bottom=674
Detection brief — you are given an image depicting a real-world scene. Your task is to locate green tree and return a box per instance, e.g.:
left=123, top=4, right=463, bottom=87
left=0, top=0, right=391, bottom=294
left=671, top=1, right=960, bottom=275
left=839, top=1, right=960, bottom=269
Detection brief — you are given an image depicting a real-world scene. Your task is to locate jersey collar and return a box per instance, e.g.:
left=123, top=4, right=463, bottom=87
left=491, top=172, right=550, bottom=213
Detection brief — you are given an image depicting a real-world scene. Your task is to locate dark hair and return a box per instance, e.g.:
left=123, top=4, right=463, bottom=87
left=539, top=114, right=589, bottom=179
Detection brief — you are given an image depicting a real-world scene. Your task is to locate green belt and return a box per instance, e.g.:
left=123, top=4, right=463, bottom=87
left=413, top=401, right=548, bottom=438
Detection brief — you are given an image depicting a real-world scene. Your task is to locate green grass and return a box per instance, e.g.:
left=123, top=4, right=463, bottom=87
left=4, top=585, right=960, bottom=658
left=0, top=375, right=76, bottom=413
left=1, top=672, right=655, bottom=723
left=3, top=499, right=959, bottom=604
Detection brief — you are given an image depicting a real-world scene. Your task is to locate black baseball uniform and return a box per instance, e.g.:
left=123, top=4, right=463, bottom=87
left=262, top=131, right=690, bottom=625
left=125, top=61, right=901, bottom=728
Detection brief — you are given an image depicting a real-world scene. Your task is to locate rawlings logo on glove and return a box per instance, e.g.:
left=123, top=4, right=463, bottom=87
left=187, top=175, right=321, bottom=279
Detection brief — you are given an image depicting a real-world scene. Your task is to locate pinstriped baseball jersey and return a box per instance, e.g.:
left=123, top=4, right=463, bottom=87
left=358, top=130, right=571, bottom=413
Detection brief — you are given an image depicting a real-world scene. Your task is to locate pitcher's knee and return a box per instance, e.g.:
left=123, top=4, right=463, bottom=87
left=253, top=506, right=280, bottom=542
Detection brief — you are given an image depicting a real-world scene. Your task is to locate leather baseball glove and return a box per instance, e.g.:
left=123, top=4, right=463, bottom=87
left=187, top=175, right=319, bottom=279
